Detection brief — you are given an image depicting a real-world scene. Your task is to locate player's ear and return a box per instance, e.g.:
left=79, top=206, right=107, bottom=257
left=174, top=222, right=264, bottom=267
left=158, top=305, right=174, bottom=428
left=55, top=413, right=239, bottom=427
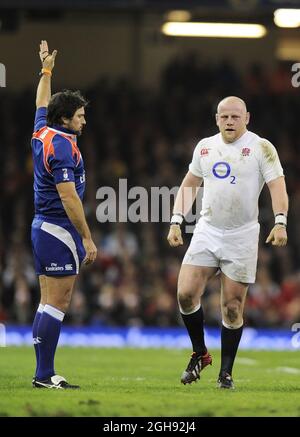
left=246, top=112, right=250, bottom=125
left=215, top=113, right=219, bottom=126
left=61, top=116, right=69, bottom=126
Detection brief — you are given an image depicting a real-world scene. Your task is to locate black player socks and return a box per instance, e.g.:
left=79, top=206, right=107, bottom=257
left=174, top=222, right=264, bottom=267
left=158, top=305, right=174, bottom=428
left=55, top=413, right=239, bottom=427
left=220, top=323, right=243, bottom=376
left=181, top=306, right=207, bottom=356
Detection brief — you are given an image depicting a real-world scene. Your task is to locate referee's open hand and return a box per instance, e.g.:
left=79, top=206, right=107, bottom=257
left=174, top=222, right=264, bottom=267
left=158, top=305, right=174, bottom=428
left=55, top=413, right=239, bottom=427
left=39, top=40, right=57, bottom=71
left=266, top=224, right=288, bottom=247
left=167, top=224, right=183, bottom=247
left=82, top=237, right=98, bottom=265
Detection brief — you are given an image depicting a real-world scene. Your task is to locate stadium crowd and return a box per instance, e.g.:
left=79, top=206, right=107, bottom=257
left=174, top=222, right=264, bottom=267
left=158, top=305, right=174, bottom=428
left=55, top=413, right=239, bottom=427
left=1, top=54, right=300, bottom=328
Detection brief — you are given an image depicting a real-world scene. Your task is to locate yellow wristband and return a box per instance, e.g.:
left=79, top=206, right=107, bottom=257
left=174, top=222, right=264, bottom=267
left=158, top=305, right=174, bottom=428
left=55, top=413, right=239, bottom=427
left=41, top=68, right=52, bottom=76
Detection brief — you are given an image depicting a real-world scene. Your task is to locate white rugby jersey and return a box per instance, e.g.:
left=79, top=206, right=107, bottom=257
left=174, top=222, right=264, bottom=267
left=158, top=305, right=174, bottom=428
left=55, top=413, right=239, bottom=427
left=189, top=130, right=284, bottom=230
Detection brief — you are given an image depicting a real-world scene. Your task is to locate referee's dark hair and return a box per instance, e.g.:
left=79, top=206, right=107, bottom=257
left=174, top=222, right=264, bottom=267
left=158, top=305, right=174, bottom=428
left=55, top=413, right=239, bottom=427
left=47, top=90, right=88, bottom=127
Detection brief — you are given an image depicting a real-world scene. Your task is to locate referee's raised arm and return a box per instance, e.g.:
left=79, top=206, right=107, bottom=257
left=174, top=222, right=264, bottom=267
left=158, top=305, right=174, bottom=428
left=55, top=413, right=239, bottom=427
left=36, top=40, right=57, bottom=109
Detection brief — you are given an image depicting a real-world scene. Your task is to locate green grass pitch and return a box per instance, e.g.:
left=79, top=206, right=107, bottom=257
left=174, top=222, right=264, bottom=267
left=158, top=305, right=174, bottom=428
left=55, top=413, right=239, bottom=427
left=0, top=347, right=299, bottom=417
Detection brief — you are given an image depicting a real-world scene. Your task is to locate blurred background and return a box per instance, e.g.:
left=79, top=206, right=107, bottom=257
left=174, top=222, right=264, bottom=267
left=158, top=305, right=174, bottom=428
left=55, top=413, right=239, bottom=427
left=1, top=0, right=300, bottom=337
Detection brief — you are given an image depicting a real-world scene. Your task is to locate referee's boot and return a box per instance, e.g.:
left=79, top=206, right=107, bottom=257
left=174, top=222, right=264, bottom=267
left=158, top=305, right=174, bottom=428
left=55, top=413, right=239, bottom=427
left=217, top=371, right=235, bottom=389
left=181, top=351, right=212, bottom=385
left=33, top=374, right=80, bottom=389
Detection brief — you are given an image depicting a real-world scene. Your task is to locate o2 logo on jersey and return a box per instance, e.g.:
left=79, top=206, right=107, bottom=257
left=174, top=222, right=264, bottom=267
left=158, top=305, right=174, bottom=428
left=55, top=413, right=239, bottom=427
left=62, top=168, right=69, bottom=181
left=212, top=162, right=230, bottom=178
left=212, top=161, right=236, bottom=184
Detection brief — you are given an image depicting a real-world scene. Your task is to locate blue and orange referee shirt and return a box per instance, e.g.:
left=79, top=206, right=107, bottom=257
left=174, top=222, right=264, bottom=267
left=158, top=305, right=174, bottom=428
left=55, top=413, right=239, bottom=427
left=31, top=107, right=86, bottom=218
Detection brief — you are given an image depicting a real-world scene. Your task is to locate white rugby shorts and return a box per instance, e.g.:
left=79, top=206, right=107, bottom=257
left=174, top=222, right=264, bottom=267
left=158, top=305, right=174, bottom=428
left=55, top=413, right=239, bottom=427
left=182, top=219, right=260, bottom=284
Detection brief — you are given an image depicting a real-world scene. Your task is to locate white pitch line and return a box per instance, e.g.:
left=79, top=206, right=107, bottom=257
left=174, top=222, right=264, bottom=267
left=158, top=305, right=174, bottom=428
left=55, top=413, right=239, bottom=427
left=208, top=378, right=251, bottom=383
left=275, top=367, right=300, bottom=375
left=235, top=357, right=258, bottom=366
left=120, top=377, right=146, bottom=381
